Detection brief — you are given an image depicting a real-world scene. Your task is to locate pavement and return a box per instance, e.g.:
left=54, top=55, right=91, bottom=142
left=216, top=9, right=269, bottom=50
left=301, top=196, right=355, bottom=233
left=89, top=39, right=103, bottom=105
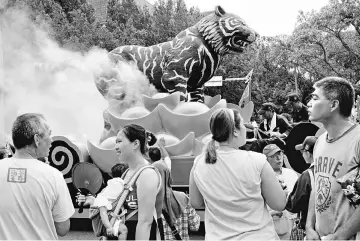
left=60, top=219, right=205, bottom=240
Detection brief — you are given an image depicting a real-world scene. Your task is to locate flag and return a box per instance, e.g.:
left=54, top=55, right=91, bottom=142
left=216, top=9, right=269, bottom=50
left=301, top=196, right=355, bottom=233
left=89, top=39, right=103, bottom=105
left=243, top=69, right=253, bottom=84
left=239, top=69, right=253, bottom=108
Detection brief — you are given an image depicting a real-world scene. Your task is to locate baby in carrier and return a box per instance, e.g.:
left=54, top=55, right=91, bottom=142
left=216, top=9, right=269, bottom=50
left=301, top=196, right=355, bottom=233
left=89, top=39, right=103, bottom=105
left=92, top=163, right=129, bottom=239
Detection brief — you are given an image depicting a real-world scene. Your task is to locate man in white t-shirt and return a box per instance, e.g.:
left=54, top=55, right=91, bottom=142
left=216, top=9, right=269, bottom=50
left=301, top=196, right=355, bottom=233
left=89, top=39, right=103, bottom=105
left=0, top=113, right=75, bottom=240
left=263, top=144, right=298, bottom=240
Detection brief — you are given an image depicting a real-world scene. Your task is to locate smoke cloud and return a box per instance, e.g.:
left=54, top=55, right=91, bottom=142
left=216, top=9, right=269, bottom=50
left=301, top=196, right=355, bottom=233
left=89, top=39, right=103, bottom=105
left=1, top=5, right=156, bottom=144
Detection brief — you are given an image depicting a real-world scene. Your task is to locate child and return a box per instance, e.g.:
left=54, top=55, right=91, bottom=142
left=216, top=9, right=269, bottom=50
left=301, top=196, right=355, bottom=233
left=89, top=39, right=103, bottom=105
left=93, top=163, right=129, bottom=239
left=148, top=138, right=171, bottom=170
left=286, top=136, right=317, bottom=240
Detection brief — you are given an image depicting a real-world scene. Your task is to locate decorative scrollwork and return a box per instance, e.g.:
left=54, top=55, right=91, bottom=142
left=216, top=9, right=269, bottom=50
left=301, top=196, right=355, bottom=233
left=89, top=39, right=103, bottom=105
left=48, top=136, right=86, bottom=184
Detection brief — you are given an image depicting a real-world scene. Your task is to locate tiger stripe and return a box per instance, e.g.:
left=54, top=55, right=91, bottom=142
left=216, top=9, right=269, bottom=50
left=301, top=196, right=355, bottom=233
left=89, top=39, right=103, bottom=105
left=105, top=6, right=257, bottom=102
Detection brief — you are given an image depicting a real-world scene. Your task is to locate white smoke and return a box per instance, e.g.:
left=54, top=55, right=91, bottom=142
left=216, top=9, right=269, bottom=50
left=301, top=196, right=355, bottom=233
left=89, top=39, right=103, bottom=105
left=1, top=6, right=156, bottom=144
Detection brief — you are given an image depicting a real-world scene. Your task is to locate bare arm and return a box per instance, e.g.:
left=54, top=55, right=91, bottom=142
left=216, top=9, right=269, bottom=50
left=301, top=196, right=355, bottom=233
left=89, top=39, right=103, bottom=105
left=54, top=220, right=70, bottom=237
left=305, top=190, right=320, bottom=240
left=159, top=143, right=169, bottom=159
left=261, top=161, right=287, bottom=211
left=330, top=203, right=360, bottom=240
left=99, top=206, right=116, bottom=237
left=136, top=169, right=159, bottom=240
left=100, top=206, right=111, bottom=229
left=158, top=138, right=172, bottom=169
left=189, top=166, right=205, bottom=209
left=53, top=171, right=75, bottom=237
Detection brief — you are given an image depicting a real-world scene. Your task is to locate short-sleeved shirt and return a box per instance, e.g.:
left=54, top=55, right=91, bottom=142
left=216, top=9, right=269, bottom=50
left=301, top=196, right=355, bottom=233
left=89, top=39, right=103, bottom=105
left=313, top=124, right=360, bottom=239
left=286, top=166, right=314, bottom=228
left=0, top=157, right=75, bottom=240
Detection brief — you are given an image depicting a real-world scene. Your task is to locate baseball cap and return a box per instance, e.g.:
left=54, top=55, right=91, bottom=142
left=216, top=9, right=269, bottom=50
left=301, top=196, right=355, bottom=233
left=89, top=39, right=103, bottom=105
left=258, top=102, right=277, bottom=115
left=263, top=144, right=282, bottom=157
left=295, top=136, right=318, bottom=153
left=285, top=92, right=300, bottom=105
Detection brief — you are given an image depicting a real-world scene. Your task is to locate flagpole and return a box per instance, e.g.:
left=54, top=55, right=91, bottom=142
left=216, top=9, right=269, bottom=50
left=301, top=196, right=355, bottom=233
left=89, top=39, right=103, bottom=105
left=249, top=77, right=252, bottom=102
left=0, top=7, right=6, bottom=149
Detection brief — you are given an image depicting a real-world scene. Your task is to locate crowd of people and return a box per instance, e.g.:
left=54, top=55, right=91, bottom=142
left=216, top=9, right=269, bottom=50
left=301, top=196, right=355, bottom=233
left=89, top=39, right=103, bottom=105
left=1, top=76, right=360, bottom=240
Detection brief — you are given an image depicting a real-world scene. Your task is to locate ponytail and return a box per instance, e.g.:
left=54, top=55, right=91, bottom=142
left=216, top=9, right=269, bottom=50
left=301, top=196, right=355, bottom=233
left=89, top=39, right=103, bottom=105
left=205, top=139, right=217, bottom=164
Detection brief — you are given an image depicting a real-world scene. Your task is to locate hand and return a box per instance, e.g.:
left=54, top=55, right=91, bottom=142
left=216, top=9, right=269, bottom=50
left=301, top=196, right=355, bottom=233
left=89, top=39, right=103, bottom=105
left=306, top=227, right=321, bottom=240
left=106, top=226, right=114, bottom=237
left=283, top=187, right=290, bottom=197
left=277, top=176, right=287, bottom=190
left=321, top=234, right=337, bottom=240
left=76, top=193, right=95, bottom=206
left=269, top=210, right=283, bottom=218
left=270, top=131, right=282, bottom=137
left=158, top=137, right=165, bottom=147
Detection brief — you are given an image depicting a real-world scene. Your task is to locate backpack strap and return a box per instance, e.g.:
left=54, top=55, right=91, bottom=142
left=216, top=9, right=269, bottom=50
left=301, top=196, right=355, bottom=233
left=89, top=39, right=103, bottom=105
left=123, top=166, right=162, bottom=221
left=109, top=165, right=158, bottom=226
left=162, top=210, right=182, bottom=240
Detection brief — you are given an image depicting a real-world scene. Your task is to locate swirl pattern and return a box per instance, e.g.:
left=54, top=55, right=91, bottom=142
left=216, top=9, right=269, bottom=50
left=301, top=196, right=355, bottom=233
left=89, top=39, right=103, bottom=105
left=48, top=136, right=86, bottom=184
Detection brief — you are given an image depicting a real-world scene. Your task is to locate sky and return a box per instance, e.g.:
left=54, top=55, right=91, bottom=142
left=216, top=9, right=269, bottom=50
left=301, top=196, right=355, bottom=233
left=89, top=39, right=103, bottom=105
left=147, top=0, right=329, bottom=36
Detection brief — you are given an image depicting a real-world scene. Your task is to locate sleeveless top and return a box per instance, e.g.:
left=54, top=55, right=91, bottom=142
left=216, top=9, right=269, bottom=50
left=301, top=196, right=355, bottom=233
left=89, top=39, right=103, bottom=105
left=122, top=165, right=162, bottom=240
left=193, top=149, right=278, bottom=240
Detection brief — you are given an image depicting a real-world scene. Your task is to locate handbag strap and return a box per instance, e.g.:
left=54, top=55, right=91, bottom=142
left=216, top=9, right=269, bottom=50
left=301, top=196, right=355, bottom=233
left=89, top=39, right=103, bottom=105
left=162, top=210, right=182, bottom=240
left=109, top=165, right=156, bottom=226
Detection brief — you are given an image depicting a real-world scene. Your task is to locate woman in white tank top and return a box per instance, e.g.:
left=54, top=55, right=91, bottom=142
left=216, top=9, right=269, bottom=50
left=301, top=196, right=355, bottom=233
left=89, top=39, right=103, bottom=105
left=189, top=108, right=288, bottom=240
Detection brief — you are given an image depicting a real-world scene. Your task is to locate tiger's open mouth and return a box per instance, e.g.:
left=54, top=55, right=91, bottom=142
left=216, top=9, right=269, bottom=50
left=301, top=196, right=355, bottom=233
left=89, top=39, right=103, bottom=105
left=231, top=36, right=251, bottom=51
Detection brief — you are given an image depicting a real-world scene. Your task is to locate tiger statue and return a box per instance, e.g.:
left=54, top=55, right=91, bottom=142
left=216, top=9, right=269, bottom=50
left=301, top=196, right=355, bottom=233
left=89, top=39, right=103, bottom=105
left=105, top=5, right=258, bottom=102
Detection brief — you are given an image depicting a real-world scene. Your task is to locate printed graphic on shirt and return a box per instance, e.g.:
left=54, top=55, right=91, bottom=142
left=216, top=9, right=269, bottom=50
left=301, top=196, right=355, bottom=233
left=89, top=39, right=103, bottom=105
left=7, top=168, right=27, bottom=183
left=316, top=175, right=332, bottom=213
left=125, top=193, right=138, bottom=210
left=313, top=156, right=342, bottom=178
left=314, top=156, right=344, bottom=213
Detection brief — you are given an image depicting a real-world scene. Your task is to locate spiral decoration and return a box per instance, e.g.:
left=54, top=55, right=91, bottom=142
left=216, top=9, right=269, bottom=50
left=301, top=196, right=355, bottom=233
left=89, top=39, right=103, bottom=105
left=48, top=136, right=89, bottom=184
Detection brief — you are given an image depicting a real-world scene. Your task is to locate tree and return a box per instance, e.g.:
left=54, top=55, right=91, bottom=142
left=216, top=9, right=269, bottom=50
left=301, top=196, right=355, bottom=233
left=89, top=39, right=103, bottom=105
left=152, top=0, right=176, bottom=42
left=289, top=0, right=360, bottom=83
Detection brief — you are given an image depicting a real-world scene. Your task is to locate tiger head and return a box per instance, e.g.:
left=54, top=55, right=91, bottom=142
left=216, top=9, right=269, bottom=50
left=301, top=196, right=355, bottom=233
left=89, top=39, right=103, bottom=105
left=197, top=6, right=258, bottom=55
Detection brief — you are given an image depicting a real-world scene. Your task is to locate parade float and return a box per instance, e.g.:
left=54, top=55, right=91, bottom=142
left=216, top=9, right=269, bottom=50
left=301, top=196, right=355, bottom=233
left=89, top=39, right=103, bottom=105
left=42, top=5, right=259, bottom=218
left=47, top=91, right=254, bottom=218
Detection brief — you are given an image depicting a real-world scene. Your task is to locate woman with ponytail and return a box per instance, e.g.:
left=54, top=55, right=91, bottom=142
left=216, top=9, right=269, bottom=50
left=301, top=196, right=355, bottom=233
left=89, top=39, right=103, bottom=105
left=189, top=108, right=287, bottom=240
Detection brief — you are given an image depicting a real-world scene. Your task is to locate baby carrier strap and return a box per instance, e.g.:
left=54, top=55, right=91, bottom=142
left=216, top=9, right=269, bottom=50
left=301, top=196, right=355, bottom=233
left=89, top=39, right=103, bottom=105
left=109, top=165, right=159, bottom=226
